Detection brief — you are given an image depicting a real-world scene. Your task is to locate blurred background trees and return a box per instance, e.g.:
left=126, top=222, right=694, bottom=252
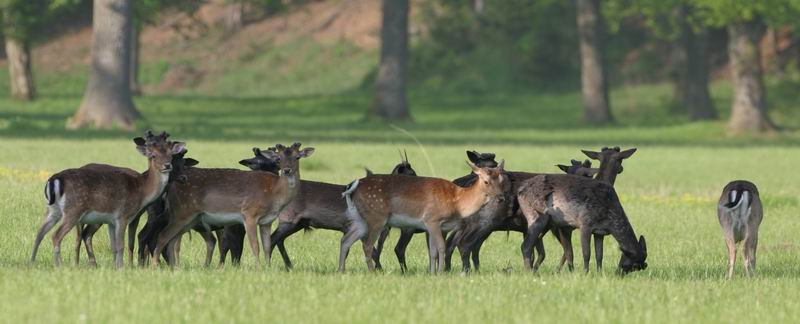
left=1, top=0, right=798, bottom=133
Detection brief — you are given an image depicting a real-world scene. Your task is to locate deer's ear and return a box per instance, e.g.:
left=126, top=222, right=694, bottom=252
left=497, top=159, right=505, bottom=171
left=239, top=158, right=261, bottom=170
left=466, top=160, right=480, bottom=173
left=582, top=150, right=600, bottom=160
left=184, top=158, right=199, bottom=167
left=639, top=235, right=647, bottom=254
left=134, top=138, right=148, bottom=156
left=365, top=168, right=374, bottom=176
left=259, top=149, right=278, bottom=160
left=171, top=142, right=187, bottom=155
left=619, top=148, right=637, bottom=159
left=557, top=164, right=570, bottom=173
left=466, top=151, right=480, bottom=163
left=299, top=147, right=315, bottom=158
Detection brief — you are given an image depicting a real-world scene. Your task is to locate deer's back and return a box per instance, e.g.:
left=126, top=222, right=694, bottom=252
left=353, top=175, right=460, bottom=218
left=170, top=168, right=283, bottom=212
left=279, top=180, right=348, bottom=229
left=52, top=166, right=146, bottom=213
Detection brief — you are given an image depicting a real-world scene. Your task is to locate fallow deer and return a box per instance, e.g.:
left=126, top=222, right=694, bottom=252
left=266, top=150, right=417, bottom=271
left=150, top=143, right=313, bottom=269
left=717, top=180, right=762, bottom=279
left=516, top=173, right=648, bottom=274
left=342, top=161, right=506, bottom=273
left=32, top=131, right=185, bottom=268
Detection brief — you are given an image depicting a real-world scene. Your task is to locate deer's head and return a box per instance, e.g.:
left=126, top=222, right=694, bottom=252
left=261, top=142, right=314, bottom=178
left=466, top=150, right=498, bottom=168
left=469, top=159, right=506, bottom=204
left=582, top=147, right=636, bottom=182
left=239, top=147, right=281, bottom=174
left=390, top=149, right=417, bottom=176
left=557, top=159, right=599, bottom=178
left=134, top=130, right=186, bottom=174
left=618, top=235, right=648, bottom=274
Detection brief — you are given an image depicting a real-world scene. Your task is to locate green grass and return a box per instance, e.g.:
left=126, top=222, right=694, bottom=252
left=2, top=68, right=800, bottom=322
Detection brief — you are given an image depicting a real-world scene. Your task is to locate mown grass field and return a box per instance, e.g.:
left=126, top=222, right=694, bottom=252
left=1, top=79, right=800, bottom=322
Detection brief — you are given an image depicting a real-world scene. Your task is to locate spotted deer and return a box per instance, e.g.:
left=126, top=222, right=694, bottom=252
left=150, top=143, right=313, bottom=269
left=32, top=131, right=185, bottom=268
left=717, top=180, right=762, bottom=279
left=342, top=161, right=506, bottom=273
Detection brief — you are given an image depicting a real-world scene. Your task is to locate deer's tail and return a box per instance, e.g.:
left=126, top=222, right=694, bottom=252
left=724, top=189, right=750, bottom=209
left=44, top=177, right=64, bottom=206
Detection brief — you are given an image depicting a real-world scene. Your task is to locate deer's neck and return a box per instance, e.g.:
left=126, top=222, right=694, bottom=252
left=275, top=172, right=301, bottom=205
left=454, top=181, right=489, bottom=218
left=596, top=163, right=618, bottom=186
left=609, top=215, right=643, bottom=260
left=140, top=163, right=170, bottom=209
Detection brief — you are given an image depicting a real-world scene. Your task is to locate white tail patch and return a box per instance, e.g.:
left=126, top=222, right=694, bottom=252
left=342, top=179, right=366, bottom=238
left=728, top=191, right=751, bottom=234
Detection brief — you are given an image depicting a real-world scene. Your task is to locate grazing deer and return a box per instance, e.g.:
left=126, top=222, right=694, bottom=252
left=717, top=180, right=762, bottom=279
left=551, top=147, right=636, bottom=272
left=342, top=161, right=506, bottom=273
left=77, top=148, right=199, bottom=267
left=372, top=150, right=508, bottom=273
left=32, top=131, right=185, bottom=268
left=150, top=143, right=313, bottom=269
left=516, top=174, right=648, bottom=274
left=265, top=150, right=417, bottom=271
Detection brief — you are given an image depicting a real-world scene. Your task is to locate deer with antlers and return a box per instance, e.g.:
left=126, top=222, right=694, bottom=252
left=342, top=161, right=507, bottom=273
left=150, top=143, right=313, bottom=269
left=32, top=131, right=185, bottom=268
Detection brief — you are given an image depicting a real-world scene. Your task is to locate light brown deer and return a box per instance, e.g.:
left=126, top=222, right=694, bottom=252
left=717, top=180, right=762, bottom=279
left=150, top=143, right=313, bottom=269
left=32, top=131, right=185, bottom=268
left=342, top=161, right=506, bottom=273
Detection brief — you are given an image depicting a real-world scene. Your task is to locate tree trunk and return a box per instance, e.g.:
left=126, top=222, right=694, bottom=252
left=727, top=21, right=775, bottom=133
left=69, top=0, right=140, bottom=130
left=673, top=6, right=716, bottom=121
left=5, top=37, right=35, bottom=101
left=130, top=25, right=142, bottom=96
left=225, top=1, right=244, bottom=32
left=369, top=0, right=411, bottom=121
left=473, top=0, right=484, bottom=15
left=576, top=0, right=612, bottom=124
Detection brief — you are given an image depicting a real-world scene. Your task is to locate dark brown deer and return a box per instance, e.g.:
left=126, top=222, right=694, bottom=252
left=150, top=143, right=313, bottom=269
left=342, top=162, right=506, bottom=273
left=717, top=180, right=762, bottom=279
left=32, top=131, right=185, bottom=268
left=516, top=174, right=647, bottom=274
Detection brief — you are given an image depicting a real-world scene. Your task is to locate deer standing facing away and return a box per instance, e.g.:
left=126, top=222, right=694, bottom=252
left=717, top=180, right=762, bottom=279
left=150, top=143, right=313, bottom=269
left=342, top=161, right=506, bottom=273
left=32, top=131, right=185, bottom=268
left=516, top=173, right=647, bottom=274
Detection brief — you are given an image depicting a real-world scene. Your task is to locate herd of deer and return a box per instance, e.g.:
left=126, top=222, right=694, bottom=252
left=29, top=131, right=763, bottom=278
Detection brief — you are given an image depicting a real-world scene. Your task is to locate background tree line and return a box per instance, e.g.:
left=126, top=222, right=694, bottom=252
left=2, top=0, right=799, bottom=134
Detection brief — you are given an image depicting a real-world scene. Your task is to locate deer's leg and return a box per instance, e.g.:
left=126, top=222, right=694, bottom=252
left=744, top=231, right=758, bottom=277
left=196, top=229, right=217, bottom=268
left=522, top=214, right=550, bottom=272
left=228, top=224, right=246, bottom=265
left=373, top=227, right=391, bottom=271
left=112, top=220, right=127, bottom=269
left=580, top=227, right=591, bottom=273
left=151, top=213, right=193, bottom=269
left=361, top=222, right=384, bottom=272
left=31, top=208, right=61, bottom=263
left=173, top=236, right=183, bottom=267
left=425, top=222, right=445, bottom=273
left=338, top=222, right=366, bottom=273
left=214, top=229, right=225, bottom=265
left=594, top=234, right=604, bottom=272
left=126, top=213, right=142, bottom=267
left=472, top=231, right=493, bottom=272
left=51, top=214, right=80, bottom=268
left=271, top=222, right=302, bottom=270
left=725, top=235, right=736, bottom=279
left=259, top=222, right=272, bottom=268
left=394, top=228, right=415, bottom=273
left=74, top=226, right=82, bottom=265
left=533, top=229, right=547, bottom=271
left=82, top=224, right=101, bottom=267
left=556, top=228, right=575, bottom=272
left=242, top=217, right=261, bottom=268
left=137, top=222, right=152, bottom=267
left=443, top=229, right=460, bottom=272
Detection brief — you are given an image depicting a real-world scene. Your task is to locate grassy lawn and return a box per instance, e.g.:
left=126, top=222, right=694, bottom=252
left=1, top=79, right=800, bottom=322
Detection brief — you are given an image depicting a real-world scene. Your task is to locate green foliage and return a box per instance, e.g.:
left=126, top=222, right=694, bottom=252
left=411, top=0, right=580, bottom=93
left=691, top=0, right=800, bottom=26
left=0, top=0, right=51, bottom=41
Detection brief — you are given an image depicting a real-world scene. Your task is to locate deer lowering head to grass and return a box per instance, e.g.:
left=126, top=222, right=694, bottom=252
left=342, top=161, right=506, bottom=273
left=516, top=174, right=647, bottom=274
left=32, top=131, right=185, bottom=268
left=150, top=143, right=313, bottom=269
left=717, top=180, right=762, bottom=279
